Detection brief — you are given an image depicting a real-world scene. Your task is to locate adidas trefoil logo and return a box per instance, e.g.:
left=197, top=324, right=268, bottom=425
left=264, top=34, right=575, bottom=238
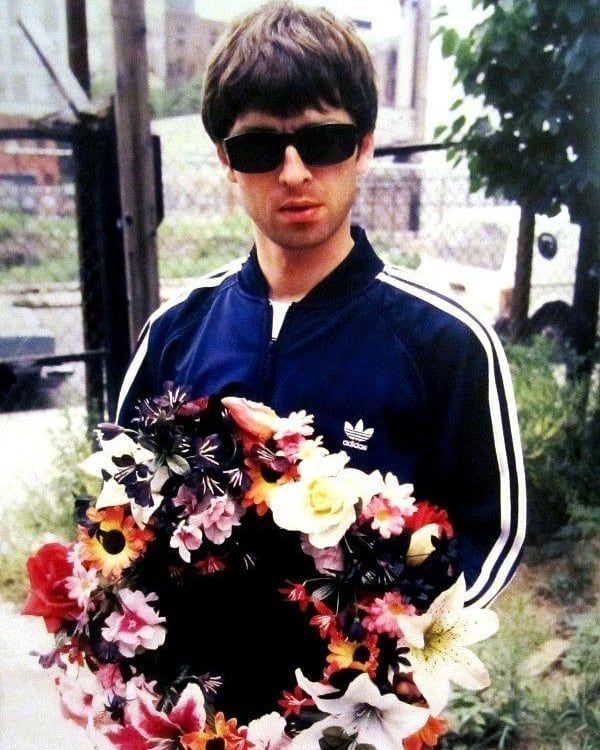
left=342, top=419, right=374, bottom=452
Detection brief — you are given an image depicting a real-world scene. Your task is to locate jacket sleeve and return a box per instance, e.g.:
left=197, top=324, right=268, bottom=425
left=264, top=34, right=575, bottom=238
left=115, top=319, right=155, bottom=428
left=418, top=318, right=526, bottom=608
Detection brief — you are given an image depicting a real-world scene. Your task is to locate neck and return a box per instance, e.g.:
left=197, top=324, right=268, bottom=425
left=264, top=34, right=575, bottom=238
left=254, top=220, right=355, bottom=302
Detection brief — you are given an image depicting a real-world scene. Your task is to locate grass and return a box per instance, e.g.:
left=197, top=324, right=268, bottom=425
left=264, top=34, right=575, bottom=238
left=157, top=210, right=252, bottom=278
left=0, top=211, right=79, bottom=286
left=440, top=557, right=600, bottom=750
left=0, top=209, right=253, bottom=287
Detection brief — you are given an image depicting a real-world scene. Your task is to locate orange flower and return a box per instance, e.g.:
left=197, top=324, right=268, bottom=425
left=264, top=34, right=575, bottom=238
left=182, top=711, right=251, bottom=750
left=325, top=632, right=379, bottom=678
left=243, top=459, right=298, bottom=516
left=78, top=505, right=153, bottom=579
left=403, top=714, right=448, bottom=750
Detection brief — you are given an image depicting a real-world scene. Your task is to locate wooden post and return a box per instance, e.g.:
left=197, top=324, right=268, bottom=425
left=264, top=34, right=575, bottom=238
left=111, top=0, right=160, bottom=349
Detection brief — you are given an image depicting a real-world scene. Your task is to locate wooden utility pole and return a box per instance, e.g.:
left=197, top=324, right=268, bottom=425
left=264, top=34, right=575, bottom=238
left=65, top=0, right=91, bottom=96
left=111, top=0, right=160, bottom=348
left=411, top=0, right=432, bottom=142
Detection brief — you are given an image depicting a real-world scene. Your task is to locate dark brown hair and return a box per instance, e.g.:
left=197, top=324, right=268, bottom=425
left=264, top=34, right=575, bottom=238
left=201, top=1, right=378, bottom=142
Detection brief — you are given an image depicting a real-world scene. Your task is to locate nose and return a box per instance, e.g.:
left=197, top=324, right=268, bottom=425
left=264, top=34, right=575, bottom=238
left=278, top=145, right=312, bottom=186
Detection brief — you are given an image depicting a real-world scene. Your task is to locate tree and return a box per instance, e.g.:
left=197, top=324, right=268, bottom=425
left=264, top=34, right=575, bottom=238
left=435, top=0, right=599, bottom=358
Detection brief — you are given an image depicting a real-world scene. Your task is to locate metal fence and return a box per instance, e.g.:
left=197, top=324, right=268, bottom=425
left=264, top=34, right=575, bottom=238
left=1, top=139, right=585, bottom=418
left=156, top=146, right=580, bottom=340
left=0, top=125, right=593, bottom=572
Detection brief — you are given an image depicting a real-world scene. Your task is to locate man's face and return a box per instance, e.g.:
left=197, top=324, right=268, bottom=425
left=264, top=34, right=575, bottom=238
left=217, top=106, right=374, bottom=254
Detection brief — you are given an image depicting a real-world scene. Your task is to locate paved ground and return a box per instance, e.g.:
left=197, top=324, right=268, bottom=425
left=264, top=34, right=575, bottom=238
left=0, top=407, right=95, bottom=749
left=0, top=601, right=94, bottom=750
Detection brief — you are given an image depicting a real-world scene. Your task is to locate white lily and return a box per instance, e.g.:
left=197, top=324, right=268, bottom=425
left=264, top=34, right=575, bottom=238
left=79, top=432, right=155, bottom=478
left=396, top=574, right=499, bottom=715
left=292, top=671, right=429, bottom=749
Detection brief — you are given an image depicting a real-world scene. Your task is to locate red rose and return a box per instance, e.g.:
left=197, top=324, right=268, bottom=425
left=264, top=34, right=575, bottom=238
left=22, top=542, right=81, bottom=633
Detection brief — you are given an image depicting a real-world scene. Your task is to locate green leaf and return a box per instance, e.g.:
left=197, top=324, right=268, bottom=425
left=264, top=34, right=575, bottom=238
left=450, top=98, right=464, bottom=111
left=450, top=114, right=467, bottom=136
left=455, top=38, right=473, bottom=69
left=442, top=28, right=460, bottom=58
left=433, top=124, right=447, bottom=139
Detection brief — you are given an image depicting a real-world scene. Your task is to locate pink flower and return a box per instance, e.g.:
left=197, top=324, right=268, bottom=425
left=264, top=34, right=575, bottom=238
left=96, top=663, right=127, bottom=697
left=102, top=589, right=166, bottom=658
left=56, top=672, right=105, bottom=730
left=104, top=682, right=206, bottom=750
left=362, top=592, right=416, bottom=638
left=197, top=494, right=243, bottom=544
left=170, top=515, right=204, bottom=562
left=274, top=410, right=315, bottom=460
left=361, top=495, right=407, bottom=538
left=300, top=535, right=344, bottom=574
left=172, top=483, right=201, bottom=514
left=65, top=561, right=99, bottom=608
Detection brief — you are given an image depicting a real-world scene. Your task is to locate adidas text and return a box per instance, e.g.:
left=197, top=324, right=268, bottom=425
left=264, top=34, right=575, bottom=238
left=342, top=439, right=368, bottom=451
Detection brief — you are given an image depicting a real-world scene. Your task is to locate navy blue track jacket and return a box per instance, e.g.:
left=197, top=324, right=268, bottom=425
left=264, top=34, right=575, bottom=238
left=116, top=226, right=526, bottom=719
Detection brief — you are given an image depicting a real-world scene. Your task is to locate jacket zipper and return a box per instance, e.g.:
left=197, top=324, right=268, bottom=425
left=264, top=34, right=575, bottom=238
left=261, top=301, right=295, bottom=402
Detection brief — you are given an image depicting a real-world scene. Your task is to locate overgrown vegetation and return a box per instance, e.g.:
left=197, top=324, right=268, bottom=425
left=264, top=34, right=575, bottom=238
left=438, top=339, right=600, bottom=749
left=506, top=338, right=599, bottom=545
left=0, top=411, right=96, bottom=603
left=0, top=211, right=78, bottom=286
left=158, top=210, right=252, bottom=277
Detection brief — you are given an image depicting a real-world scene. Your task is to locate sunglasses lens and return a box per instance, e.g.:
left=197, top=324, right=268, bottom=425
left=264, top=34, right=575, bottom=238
left=224, top=132, right=284, bottom=173
left=297, top=124, right=358, bottom=166
left=223, top=124, right=359, bottom=173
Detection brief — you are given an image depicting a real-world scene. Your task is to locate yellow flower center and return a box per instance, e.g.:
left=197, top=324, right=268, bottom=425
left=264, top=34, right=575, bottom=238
left=307, top=478, right=343, bottom=515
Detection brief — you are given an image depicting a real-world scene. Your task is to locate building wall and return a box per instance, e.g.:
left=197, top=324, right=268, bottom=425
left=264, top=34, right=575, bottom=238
left=0, top=0, right=68, bottom=118
left=165, top=12, right=225, bottom=87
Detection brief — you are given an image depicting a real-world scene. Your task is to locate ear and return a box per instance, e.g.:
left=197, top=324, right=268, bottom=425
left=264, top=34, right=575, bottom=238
left=356, top=131, right=374, bottom=177
left=216, top=142, right=237, bottom=184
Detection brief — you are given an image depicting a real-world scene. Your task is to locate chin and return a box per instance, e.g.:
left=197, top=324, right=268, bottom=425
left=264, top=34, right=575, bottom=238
left=268, top=220, right=346, bottom=253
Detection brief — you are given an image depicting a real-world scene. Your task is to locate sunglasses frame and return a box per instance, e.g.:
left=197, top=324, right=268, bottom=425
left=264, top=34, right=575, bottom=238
left=222, top=122, right=360, bottom=174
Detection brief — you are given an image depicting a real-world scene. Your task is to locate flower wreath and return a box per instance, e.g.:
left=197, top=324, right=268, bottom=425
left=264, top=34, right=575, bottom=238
left=24, top=385, right=499, bottom=750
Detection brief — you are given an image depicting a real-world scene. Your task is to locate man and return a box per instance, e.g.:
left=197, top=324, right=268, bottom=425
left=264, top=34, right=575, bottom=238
left=117, top=0, right=525, bottom=723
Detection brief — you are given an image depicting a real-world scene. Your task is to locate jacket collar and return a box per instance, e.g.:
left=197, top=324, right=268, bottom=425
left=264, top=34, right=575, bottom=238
left=237, top=225, right=384, bottom=305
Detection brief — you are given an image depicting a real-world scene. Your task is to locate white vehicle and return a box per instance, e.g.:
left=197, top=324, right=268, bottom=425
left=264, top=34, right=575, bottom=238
left=415, top=205, right=579, bottom=345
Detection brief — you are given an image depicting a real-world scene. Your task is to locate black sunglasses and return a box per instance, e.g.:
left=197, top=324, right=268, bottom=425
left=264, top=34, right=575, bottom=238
left=222, top=123, right=360, bottom=174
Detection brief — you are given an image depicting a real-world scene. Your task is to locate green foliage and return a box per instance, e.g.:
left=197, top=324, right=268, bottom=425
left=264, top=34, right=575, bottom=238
left=564, top=610, right=600, bottom=674
left=92, top=72, right=204, bottom=119
left=150, top=74, right=204, bottom=119
left=0, top=411, right=96, bottom=603
left=505, top=338, right=599, bottom=542
left=0, top=211, right=78, bottom=285
left=440, top=590, right=553, bottom=749
left=436, top=0, right=600, bottom=222
left=158, top=210, right=253, bottom=278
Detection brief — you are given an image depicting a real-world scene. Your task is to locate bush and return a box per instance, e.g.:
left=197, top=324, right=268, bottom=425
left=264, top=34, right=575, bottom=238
left=0, top=411, right=97, bottom=603
left=506, top=338, right=600, bottom=544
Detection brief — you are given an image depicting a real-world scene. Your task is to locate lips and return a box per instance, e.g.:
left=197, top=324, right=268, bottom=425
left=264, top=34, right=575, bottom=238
left=278, top=199, right=323, bottom=222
